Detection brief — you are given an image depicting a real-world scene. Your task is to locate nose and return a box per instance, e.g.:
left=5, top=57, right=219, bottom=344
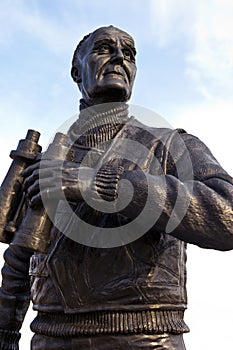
left=110, top=47, right=124, bottom=64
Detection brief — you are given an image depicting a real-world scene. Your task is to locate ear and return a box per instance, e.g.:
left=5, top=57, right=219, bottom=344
left=71, top=66, right=81, bottom=83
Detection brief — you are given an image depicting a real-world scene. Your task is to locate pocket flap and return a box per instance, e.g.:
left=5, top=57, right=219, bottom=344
left=29, top=253, right=49, bottom=277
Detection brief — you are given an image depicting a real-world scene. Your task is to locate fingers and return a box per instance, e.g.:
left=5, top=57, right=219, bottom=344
left=29, top=185, right=64, bottom=208
left=26, top=178, right=40, bottom=199
left=23, top=167, right=55, bottom=192
left=22, top=159, right=65, bottom=177
left=23, top=159, right=67, bottom=192
left=29, top=192, right=42, bottom=208
left=23, top=163, right=89, bottom=207
left=23, top=169, right=40, bottom=191
left=26, top=178, right=53, bottom=203
left=22, top=161, right=40, bottom=178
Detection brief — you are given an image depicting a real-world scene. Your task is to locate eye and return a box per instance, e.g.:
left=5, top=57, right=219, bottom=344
left=123, top=48, right=135, bottom=63
left=124, top=49, right=131, bottom=58
left=98, top=43, right=111, bottom=53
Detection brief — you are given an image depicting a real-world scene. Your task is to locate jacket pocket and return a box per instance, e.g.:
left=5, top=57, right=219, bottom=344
left=29, top=253, right=49, bottom=277
left=29, top=253, right=63, bottom=311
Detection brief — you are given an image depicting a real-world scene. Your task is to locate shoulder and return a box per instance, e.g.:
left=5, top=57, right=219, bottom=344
left=127, top=116, right=186, bottom=141
left=172, top=130, right=232, bottom=182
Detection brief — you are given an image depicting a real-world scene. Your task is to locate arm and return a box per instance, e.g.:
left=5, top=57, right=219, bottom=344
left=23, top=132, right=233, bottom=251
left=0, top=245, right=32, bottom=349
left=116, top=133, right=233, bottom=250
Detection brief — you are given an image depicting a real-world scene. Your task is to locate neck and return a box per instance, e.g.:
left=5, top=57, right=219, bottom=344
left=80, top=90, right=130, bottom=108
left=68, top=100, right=129, bottom=147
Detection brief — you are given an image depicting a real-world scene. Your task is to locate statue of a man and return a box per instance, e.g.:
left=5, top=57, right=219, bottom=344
left=0, top=25, right=233, bottom=350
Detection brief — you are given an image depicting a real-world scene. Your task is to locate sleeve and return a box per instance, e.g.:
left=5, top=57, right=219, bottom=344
left=116, top=132, right=233, bottom=251
left=0, top=244, right=32, bottom=349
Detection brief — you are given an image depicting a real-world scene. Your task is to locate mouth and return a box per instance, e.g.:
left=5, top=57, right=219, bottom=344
left=103, top=70, right=128, bottom=85
left=104, top=71, right=124, bottom=77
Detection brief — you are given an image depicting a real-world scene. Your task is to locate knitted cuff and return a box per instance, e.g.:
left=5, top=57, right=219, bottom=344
left=94, top=165, right=124, bottom=201
left=0, top=329, right=20, bottom=350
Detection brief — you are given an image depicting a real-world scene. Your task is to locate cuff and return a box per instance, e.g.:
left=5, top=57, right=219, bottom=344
left=94, top=164, right=124, bottom=201
left=0, top=329, right=20, bottom=350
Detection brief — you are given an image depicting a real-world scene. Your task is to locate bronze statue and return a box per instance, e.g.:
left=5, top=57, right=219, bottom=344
left=0, top=25, right=233, bottom=350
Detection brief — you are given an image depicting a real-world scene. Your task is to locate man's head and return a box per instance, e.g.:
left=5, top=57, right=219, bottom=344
left=71, top=25, right=137, bottom=105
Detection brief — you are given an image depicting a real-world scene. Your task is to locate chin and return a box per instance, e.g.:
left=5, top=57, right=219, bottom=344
left=100, top=84, right=130, bottom=102
left=86, top=82, right=131, bottom=104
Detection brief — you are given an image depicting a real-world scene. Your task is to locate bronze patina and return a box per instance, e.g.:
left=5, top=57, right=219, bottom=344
left=0, top=26, right=233, bottom=350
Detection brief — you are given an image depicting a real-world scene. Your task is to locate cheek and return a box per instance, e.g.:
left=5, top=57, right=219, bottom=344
left=128, top=66, right=137, bottom=86
left=82, top=57, right=97, bottom=84
left=84, top=63, right=93, bottom=85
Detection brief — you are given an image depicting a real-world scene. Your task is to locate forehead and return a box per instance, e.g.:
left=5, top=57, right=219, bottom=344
left=87, top=28, right=136, bottom=50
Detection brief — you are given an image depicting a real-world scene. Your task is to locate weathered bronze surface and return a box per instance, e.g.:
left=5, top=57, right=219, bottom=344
left=12, top=133, right=71, bottom=253
left=0, top=25, right=233, bottom=350
left=0, top=130, right=41, bottom=244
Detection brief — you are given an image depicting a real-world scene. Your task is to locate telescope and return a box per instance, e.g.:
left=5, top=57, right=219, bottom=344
left=12, top=132, right=71, bottom=253
left=0, top=130, right=42, bottom=243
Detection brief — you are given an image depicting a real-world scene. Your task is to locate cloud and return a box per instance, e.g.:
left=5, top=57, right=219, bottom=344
left=172, top=99, right=233, bottom=175
left=149, top=0, right=233, bottom=99
left=0, top=0, right=89, bottom=54
left=0, top=0, right=149, bottom=55
left=149, top=0, right=192, bottom=46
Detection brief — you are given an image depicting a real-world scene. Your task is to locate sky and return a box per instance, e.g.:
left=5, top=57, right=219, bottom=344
left=0, top=0, right=232, bottom=349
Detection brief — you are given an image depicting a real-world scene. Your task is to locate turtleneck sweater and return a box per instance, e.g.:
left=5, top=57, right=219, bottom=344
left=68, top=102, right=129, bottom=148
left=68, top=102, right=128, bottom=201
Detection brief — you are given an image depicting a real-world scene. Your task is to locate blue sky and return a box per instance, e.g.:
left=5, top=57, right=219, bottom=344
left=0, top=1, right=233, bottom=349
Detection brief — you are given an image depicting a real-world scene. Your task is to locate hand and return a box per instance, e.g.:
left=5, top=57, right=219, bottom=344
left=22, top=159, right=96, bottom=207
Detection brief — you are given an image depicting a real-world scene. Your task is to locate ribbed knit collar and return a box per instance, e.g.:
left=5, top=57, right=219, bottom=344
left=68, top=101, right=129, bottom=148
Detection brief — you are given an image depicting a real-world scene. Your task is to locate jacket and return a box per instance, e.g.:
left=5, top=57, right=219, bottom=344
left=0, top=116, right=233, bottom=346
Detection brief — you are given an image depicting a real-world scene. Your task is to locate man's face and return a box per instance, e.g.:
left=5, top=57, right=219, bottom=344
left=74, top=27, right=137, bottom=104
